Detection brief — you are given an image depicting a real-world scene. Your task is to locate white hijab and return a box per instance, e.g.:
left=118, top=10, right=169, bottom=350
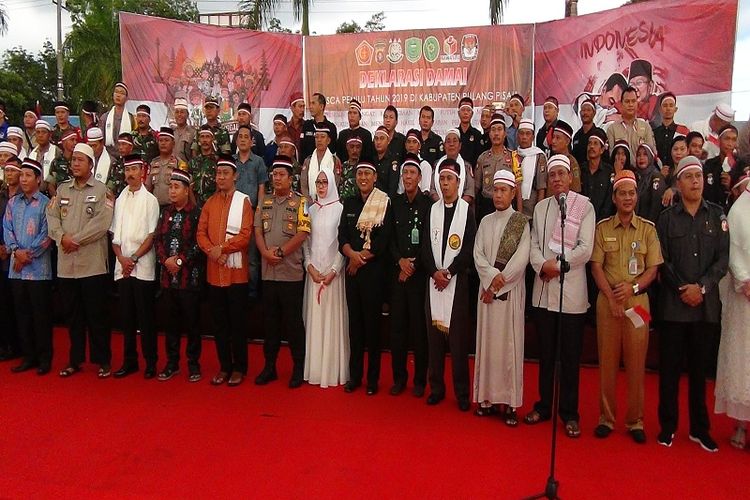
left=309, top=167, right=343, bottom=272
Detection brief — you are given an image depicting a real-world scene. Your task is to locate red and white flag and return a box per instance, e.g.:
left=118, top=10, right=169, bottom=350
left=626, top=305, right=652, bottom=329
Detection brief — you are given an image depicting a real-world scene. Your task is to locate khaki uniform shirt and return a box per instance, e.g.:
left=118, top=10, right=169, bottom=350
left=474, top=148, right=515, bottom=199
left=147, top=155, right=188, bottom=206
left=254, top=192, right=311, bottom=282
left=606, top=118, right=657, bottom=167
left=46, top=176, right=114, bottom=278
left=591, top=213, right=663, bottom=287
left=173, top=124, right=196, bottom=163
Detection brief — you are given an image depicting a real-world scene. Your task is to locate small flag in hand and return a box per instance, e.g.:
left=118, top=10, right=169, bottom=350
left=625, top=305, right=651, bottom=329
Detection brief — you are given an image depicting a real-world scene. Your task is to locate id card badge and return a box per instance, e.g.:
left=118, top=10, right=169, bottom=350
left=628, top=242, right=638, bottom=275
left=411, top=226, right=420, bottom=245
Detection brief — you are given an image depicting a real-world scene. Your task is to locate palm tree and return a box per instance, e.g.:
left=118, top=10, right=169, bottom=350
left=0, top=4, right=8, bottom=35
left=240, top=0, right=312, bottom=35
left=489, top=0, right=508, bottom=25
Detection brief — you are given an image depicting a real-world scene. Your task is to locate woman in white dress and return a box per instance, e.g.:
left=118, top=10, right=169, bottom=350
left=714, top=178, right=750, bottom=449
left=303, top=168, right=349, bottom=387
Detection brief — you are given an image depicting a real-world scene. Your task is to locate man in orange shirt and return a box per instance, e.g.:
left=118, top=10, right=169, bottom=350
left=196, top=155, right=253, bottom=387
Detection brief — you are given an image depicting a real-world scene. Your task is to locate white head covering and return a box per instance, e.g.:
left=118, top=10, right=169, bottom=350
left=73, top=143, right=95, bottom=165
left=309, top=167, right=343, bottom=273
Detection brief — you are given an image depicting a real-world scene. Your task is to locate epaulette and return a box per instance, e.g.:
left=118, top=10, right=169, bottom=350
left=636, top=215, right=656, bottom=227
left=596, top=215, right=614, bottom=226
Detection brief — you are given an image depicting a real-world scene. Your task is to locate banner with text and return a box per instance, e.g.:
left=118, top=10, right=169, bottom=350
left=304, top=25, right=534, bottom=136
left=533, top=0, right=738, bottom=128
left=120, top=12, right=303, bottom=132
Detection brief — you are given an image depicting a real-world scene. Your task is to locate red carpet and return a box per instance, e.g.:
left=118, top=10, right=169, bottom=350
left=0, top=329, right=746, bottom=499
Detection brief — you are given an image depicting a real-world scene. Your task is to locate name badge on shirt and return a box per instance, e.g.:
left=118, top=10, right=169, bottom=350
left=628, top=241, right=638, bottom=275
left=59, top=198, right=70, bottom=206
left=85, top=195, right=98, bottom=203
left=411, top=226, right=420, bottom=245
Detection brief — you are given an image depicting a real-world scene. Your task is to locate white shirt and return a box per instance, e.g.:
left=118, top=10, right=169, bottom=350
left=690, top=117, right=720, bottom=160
left=529, top=195, right=595, bottom=314
left=110, top=185, right=159, bottom=281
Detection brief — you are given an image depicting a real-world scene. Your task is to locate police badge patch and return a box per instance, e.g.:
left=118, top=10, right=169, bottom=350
left=707, top=173, right=714, bottom=185
left=652, top=179, right=660, bottom=190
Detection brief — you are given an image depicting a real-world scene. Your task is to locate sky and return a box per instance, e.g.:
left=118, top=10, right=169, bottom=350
left=1, top=0, right=749, bottom=115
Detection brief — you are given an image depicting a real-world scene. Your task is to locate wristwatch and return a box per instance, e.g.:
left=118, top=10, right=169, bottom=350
left=632, top=283, right=640, bottom=295
left=275, top=247, right=285, bottom=258
left=176, top=257, right=183, bottom=267
left=700, top=285, right=707, bottom=295
left=445, top=271, right=452, bottom=281
left=131, top=254, right=139, bottom=263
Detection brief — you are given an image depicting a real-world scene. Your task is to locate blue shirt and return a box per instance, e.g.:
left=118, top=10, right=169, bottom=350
left=264, top=141, right=279, bottom=169
left=2, top=190, right=53, bottom=280
left=234, top=152, right=268, bottom=209
left=506, top=125, right=518, bottom=151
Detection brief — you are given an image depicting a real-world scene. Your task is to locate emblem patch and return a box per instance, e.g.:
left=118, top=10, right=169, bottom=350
left=86, top=206, right=94, bottom=215
left=448, top=233, right=461, bottom=250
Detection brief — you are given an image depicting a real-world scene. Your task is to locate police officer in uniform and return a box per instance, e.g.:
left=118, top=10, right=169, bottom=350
left=655, top=156, right=729, bottom=452
left=254, top=156, right=311, bottom=388
left=147, top=127, right=188, bottom=208
left=474, top=113, right=521, bottom=221
left=46, top=143, right=114, bottom=378
left=590, top=170, right=663, bottom=444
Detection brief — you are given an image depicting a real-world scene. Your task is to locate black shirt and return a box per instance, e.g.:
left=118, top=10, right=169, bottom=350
left=387, top=131, right=406, bottom=164
left=375, top=152, right=400, bottom=198
left=338, top=191, right=392, bottom=263
left=389, top=191, right=432, bottom=269
left=536, top=120, right=556, bottom=155
left=702, top=156, right=730, bottom=212
left=300, top=117, right=338, bottom=162
left=572, top=125, right=602, bottom=167
left=421, top=202, right=477, bottom=277
left=656, top=199, right=729, bottom=324
left=653, top=122, right=677, bottom=167
left=459, top=125, right=483, bottom=168
left=231, top=128, right=266, bottom=159
left=336, top=127, right=375, bottom=164
left=581, top=160, right=614, bottom=221
left=635, top=166, right=667, bottom=224
left=420, top=131, right=443, bottom=166
left=478, top=130, right=491, bottom=156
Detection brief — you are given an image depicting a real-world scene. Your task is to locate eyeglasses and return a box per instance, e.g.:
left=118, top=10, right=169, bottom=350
left=315, top=180, right=328, bottom=186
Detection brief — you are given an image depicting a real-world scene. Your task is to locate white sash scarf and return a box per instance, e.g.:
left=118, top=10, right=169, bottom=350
left=226, top=190, right=248, bottom=269
left=429, top=198, right=468, bottom=333
left=105, top=106, right=132, bottom=147
left=32, top=144, right=59, bottom=180
left=308, top=149, right=335, bottom=195
left=94, top=149, right=112, bottom=184
left=517, top=146, right=544, bottom=200
left=433, top=155, right=466, bottom=200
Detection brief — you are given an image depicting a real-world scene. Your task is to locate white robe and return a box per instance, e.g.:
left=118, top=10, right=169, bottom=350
left=472, top=208, right=530, bottom=406
left=714, top=189, right=750, bottom=420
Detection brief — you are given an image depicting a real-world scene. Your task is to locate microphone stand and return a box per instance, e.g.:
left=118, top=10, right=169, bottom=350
left=526, top=196, right=570, bottom=500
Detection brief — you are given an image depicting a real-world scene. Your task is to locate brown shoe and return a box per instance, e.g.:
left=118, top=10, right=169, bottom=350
left=211, top=371, right=228, bottom=386
left=227, top=371, right=244, bottom=386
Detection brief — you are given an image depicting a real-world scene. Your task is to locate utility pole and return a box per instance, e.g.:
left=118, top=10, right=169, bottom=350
left=56, top=0, right=64, bottom=100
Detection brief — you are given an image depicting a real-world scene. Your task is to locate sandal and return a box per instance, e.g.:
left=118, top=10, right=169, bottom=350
left=504, top=407, right=519, bottom=427
left=524, top=410, right=549, bottom=425
left=211, top=371, right=228, bottom=386
left=98, top=365, right=111, bottom=378
left=59, top=365, right=80, bottom=378
left=730, top=425, right=746, bottom=450
left=565, top=420, right=581, bottom=438
left=474, top=404, right=497, bottom=417
left=188, top=371, right=202, bottom=383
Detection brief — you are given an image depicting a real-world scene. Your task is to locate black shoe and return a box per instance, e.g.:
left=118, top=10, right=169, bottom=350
left=412, top=385, right=425, bottom=398
left=113, top=365, right=139, bottom=378
left=426, top=393, right=444, bottom=405
left=0, top=349, right=21, bottom=361
left=657, top=431, right=674, bottom=448
left=254, top=365, right=278, bottom=385
left=36, top=365, right=51, bottom=375
left=11, top=361, right=36, bottom=373
left=389, top=381, right=406, bottom=396
left=689, top=432, right=718, bottom=452
left=144, top=366, right=157, bottom=380
left=458, top=398, right=470, bottom=412
left=158, top=366, right=180, bottom=381
left=289, top=375, right=304, bottom=389
left=344, top=381, right=360, bottom=393
left=629, top=429, right=647, bottom=444
left=594, top=424, right=613, bottom=438
left=366, top=384, right=378, bottom=396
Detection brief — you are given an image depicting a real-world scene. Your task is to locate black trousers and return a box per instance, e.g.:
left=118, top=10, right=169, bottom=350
left=346, top=264, right=384, bottom=387
left=163, top=288, right=202, bottom=371
left=59, top=275, right=112, bottom=366
left=533, top=308, right=585, bottom=423
left=118, top=277, right=157, bottom=367
left=425, top=274, right=470, bottom=400
left=0, top=269, right=20, bottom=354
left=658, top=321, right=711, bottom=436
left=11, top=279, right=53, bottom=366
left=390, top=271, right=428, bottom=388
left=209, top=284, right=248, bottom=374
left=262, top=280, right=305, bottom=368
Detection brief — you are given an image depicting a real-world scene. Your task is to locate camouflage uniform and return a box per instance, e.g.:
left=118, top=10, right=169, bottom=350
left=51, top=125, right=82, bottom=146
left=338, top=160, right=358, bottom=200
left=46, top=155, right=72, bottom=187
left=105, top=156, right=127, bottom=198
left=191, top=123, right=231, bottom=157
left=189, top=153, right=218, bottom=206
left=133, top=130, right=159, bottom=164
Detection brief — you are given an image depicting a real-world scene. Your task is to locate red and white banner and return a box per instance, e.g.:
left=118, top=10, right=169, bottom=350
left=304, top=25, right=534, bottom=137
left=119, top=12, right=303, bottom=133
left=533, top=0, right=738, bottom=128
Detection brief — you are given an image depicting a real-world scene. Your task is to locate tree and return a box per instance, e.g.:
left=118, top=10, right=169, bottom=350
left=336, top=12, right=385, bottom=34
left=267, top=17, right=292, bottom=33
left=336, top=21, right=362, bottom=34
left=0, top=42, right=56, bottom=119
left=63, top=0, right=198, bottom=105
left=239, top=0, right=313, bottom=35
left=489, top=0, right=508, bottom=24
left=0, top=5, right=7, bottom=35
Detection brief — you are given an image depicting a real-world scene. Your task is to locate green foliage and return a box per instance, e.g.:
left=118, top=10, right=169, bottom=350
left=63, top=0, right=198, bottom=106
left=336, top=21, right=362, bottom=34
left=0, top=41, right=56, bottom=120
left=267, top=17, right=292, bottom=33
left=335, top=12, right=385, bottom=34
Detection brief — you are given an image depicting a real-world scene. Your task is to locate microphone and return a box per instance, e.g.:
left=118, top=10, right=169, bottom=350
left=558, top=192, right=567, bottom=220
